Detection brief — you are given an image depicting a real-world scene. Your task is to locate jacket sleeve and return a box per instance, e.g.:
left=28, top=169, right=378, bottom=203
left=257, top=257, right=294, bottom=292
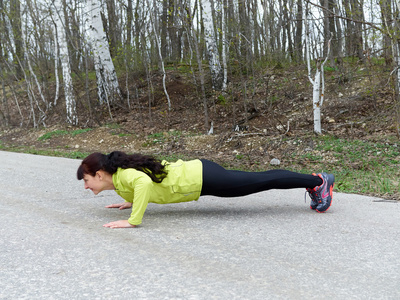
left=127, top=175, right=153, bottom=226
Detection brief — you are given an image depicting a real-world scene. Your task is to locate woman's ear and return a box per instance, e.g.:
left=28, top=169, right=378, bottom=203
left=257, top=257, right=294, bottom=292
left=96, top=170, right=104, bottom=180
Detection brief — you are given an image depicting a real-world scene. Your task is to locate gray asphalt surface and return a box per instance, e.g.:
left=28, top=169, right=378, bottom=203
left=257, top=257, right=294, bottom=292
left=0, top=150, right=399, bottom=299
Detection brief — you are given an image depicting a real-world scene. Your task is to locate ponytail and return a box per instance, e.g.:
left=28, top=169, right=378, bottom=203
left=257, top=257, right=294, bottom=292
left=77, top=151, right=168, bottom=183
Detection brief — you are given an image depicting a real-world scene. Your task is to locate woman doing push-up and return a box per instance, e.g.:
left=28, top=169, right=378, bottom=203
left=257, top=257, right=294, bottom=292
left=77, top=151, right=335, bottom=228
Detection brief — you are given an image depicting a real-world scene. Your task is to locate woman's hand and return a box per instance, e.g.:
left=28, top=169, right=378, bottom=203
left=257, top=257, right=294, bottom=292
left=103, top=220, right=136, bottom=229
left=105, top=202, right=132, bottom=210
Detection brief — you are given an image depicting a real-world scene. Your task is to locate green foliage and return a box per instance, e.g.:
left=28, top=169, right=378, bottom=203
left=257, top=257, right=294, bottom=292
left=170, top=130, right=183, bottom=137
left=145, top=130, right=182, bottom=146
left=177, top=64, right=192, bottom=74
left=370, top=57, right=385, bottom=65
left=38, top=130, right=69, bottom=141
left=71, top=129, right=93, bottom=136
left=148, top=132, right=165, bottom=142
left=217, top=94, right=226, bottom=105
left=323, top=66, right=337, bottom=72
left=235, top=154, right=244, bottom=160
left=266, top=95, right=278, bottom=105
left=38, top=129, right=92, bottom=141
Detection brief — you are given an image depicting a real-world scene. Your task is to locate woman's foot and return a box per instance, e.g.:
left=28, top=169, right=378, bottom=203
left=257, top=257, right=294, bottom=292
left=307, top=173, right=335, bottom=212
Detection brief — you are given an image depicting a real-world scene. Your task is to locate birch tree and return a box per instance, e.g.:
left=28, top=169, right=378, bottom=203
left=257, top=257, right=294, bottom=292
left=52, top=0, right=78, bottom=125
left=221, top=0, right=228, bottom=90
left=305, top=4, right=331, bottom=134
left=86, top=0, right=122, bottom=109
left=202, top=0, right=224, bottom=90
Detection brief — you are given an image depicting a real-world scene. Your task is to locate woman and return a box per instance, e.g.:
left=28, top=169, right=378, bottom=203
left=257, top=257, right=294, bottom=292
left=77, top=151, right=334, bottom=228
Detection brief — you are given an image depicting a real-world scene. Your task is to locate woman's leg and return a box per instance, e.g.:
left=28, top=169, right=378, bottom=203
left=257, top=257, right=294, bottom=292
left=200, top=159, right=323, bottom=197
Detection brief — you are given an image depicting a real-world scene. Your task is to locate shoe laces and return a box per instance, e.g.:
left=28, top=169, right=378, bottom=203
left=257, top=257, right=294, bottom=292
left=305, top=186, right=320, bottom=203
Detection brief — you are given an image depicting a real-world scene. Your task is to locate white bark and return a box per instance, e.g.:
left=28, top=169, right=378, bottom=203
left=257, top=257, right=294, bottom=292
left=305, top=5, right=331, bottom=134
left=202, top=0, right=223, bottom=90
left=312, top=68, right=322, bottom=134
left=395, top=0, right=400, bottom=12
left=221, top=2, right=228, bottom=91
left=86, top=0, right=122, bottom=106
left=52, top=28, right=59, bottom=107
left=53, top=0, right=78, bottom=125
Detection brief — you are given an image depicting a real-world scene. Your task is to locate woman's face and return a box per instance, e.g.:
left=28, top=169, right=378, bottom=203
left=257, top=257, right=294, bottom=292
left=83, top=172, right=105, bottom=195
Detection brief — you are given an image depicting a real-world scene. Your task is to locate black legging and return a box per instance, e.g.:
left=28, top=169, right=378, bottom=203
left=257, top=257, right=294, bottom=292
left=200, top=159, right=322, bottom=197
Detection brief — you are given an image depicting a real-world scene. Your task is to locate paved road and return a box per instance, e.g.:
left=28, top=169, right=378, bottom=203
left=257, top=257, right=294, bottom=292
left=0, top=150, right=399, bottom=299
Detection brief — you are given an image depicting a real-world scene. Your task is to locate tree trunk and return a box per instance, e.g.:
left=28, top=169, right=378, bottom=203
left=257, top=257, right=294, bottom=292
left=221, top=0, right=228, bottom=90
left=86, top=0, right=122, bottom=107
left=333, top=0, right=343, bottom=63
left=250, top=0, right=259, bottom=59
left=294, top=0, right=303, bottom=62
left=0, top=0, right=9, bottom=126
left=60, top=0, right=75, bottom=72
left=161, top=0, right=168, bottom=58
left=320, top=0, right=336, bottom=66
left=392, top=0, right=400, bottom=135
left=319, top=0, right=330, bottom=57
left=126, top=0, right=133, bottom=48
left=149, top=0, right=171, bottom=110
left=379, top=0, right=393, bottom=66
left=53, top=0, right=78, bottom=125
left=0, top=66, right=9, bottom=127
left=106, top=0, right=119, bottom=59
left=306, top=3, right=331, bottom=134
left=134, top=0, right=141, bottom=54
left=52, top=27, right=60, bottom=107
left=185, top=0, right=210, bottom=132
left=10, top=0, right=23, bottom=80
left=202, top=0, right=223, bottom=90
left=282, top=0, right=293, bottom=60
left=345, top=0, right=364, bottom=59
left=168, top=0, right=178, bottom=64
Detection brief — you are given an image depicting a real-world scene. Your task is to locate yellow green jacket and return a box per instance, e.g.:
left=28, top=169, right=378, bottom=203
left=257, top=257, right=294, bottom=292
left=112, top=159, right=203, bottom=225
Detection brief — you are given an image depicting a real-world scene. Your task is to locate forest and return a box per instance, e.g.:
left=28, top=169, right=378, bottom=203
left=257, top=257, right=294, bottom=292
left=1, top=0, right=400, bottom=198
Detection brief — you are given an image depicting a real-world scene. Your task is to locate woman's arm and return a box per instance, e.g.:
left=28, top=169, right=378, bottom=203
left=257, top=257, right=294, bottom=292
left=104, top=173, right=152, bottom=228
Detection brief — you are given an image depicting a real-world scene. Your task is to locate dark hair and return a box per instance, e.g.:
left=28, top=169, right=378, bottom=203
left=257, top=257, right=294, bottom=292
left=77, top=151, right=168, bottom=183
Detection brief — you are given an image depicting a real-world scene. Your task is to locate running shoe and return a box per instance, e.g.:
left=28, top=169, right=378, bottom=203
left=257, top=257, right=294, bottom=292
left=307, top=173, right=335, bottom=212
